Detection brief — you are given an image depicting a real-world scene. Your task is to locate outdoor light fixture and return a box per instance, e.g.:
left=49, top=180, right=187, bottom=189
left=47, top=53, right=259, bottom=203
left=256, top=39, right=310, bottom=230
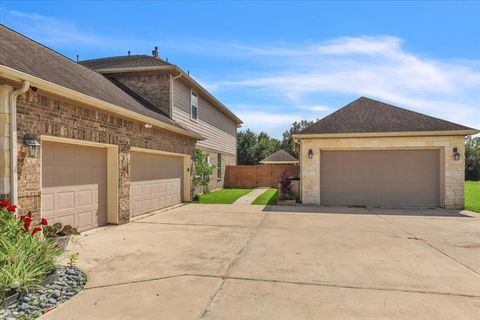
left=453, top=147, right=461, bottom=161
left=308, top=149, right=314, bottom=159
left=24, top=134, right=40, bottom=158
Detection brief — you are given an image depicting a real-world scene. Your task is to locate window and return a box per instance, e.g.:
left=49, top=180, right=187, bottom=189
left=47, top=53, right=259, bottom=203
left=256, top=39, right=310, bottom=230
left=191, top=90, right=198, bottom=121
left=217, top=153, right=222, bottom=179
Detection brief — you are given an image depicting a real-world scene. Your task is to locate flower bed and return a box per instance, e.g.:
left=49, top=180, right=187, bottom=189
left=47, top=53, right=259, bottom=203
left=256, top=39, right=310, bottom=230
left=0, top=267, right=86, bottom=319
left=0, top=201, right=87, bottom=319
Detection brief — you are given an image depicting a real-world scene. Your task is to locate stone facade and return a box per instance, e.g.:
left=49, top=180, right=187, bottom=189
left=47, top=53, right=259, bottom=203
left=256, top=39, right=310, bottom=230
left=193, top=148, right=236, bottom=194
left=15, top=90, right=196, bottom=222
left=299, top=135, right=466, bottom=209
left=111, top=72, right=172, bottom=116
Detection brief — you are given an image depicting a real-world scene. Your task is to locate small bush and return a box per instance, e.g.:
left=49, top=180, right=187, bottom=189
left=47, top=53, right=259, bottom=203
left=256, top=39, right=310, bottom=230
left=0, top=201, right=62, bottom=298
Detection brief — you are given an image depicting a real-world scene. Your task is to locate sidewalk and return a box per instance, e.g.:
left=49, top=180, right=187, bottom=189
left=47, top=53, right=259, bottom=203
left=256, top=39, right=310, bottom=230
left=233, top=188, right=268, bottom=205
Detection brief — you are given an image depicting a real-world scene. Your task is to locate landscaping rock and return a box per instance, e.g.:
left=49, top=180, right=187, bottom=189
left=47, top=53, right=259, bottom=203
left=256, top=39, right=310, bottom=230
left=0, top=267, right=87, bottom=320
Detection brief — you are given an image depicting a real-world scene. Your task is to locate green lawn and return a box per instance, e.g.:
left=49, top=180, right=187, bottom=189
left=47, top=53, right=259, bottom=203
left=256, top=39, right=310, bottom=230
left=252, top=188, right=278, bottom=205
left=197, top=188, right=253, bottom=204
left=465, top=181, right=480, bottom=213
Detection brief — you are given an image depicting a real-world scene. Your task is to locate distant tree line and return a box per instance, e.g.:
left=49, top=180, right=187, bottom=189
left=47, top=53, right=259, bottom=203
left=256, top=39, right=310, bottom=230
left=237, top=120, right=316, bottom=165
left=466, top=137, right=480, bottom=181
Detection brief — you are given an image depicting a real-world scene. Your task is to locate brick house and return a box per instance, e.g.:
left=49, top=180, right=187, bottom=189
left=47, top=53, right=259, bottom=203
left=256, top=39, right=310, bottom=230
left=80, top=49, right=242, bottom=192
left=0, top=26, right=241, bottom=231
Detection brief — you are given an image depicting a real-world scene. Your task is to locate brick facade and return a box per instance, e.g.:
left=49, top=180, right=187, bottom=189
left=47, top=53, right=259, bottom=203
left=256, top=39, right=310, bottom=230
left=16, top=90, right=196, bottom=222
left=300, top=135, right=466, bottom=209
left=111, top=72, right=172, bottom=117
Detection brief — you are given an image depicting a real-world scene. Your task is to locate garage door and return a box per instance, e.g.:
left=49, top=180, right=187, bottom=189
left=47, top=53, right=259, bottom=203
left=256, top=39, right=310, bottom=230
left=130, top=152, right=183, bottom=217
left=320, top=150, right=440, bottom=207
left=42, top=142, right=107, bottom=231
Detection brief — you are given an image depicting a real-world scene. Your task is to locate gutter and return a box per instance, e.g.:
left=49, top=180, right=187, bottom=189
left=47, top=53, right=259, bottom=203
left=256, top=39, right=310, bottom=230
left=9, top=80, right=30, bottom=205
left=0, top=65, right=203, bottom=140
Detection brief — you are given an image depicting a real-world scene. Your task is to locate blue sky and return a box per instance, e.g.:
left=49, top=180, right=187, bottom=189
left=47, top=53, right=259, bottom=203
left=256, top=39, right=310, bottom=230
left=1, top=1, right=479, bottom=138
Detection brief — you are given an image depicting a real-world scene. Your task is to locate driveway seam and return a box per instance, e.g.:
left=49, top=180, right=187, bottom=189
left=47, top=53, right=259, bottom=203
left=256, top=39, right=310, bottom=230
left=195, top=213, right=268, bottom=320
left=83, top=273, right=480, bottom=299
left=368, top=209, right=480, bottom=278
left=133, top=221, right=258, bottom=229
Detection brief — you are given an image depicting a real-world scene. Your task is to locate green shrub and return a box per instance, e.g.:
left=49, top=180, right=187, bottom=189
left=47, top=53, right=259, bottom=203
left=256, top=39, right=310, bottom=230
left=0, top=201, right=62, bottom=298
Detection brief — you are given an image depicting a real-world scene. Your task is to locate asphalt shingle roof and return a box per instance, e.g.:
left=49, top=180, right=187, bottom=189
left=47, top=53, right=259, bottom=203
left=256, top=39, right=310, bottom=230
left=300, top=97, right=475, bottom=135
left=261, top=150, right=298, bottom=163
left=0, top=25, right=194, bottom=134
left=80, top=55, right=171, bottom=70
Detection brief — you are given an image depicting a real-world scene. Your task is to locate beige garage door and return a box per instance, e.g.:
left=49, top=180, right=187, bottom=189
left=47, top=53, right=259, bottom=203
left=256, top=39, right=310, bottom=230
left=130, top=152, right=183, bottom=217
left=320, top=150, right=440, bottom=207
left=42, top=142, right=107, bottom=231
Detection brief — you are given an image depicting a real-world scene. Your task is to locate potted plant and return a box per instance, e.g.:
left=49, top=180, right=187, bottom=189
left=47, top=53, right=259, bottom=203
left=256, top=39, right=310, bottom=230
left=277, top=170, right=298, bottom=206
left=43, top=222, right=80, bottom=250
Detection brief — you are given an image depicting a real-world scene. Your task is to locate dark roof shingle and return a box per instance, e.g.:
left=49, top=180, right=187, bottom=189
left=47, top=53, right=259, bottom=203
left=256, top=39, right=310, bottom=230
left=260, top=150, right=298, bottom=163
left=300, top=97, right=475, bottom=135
left=80, top=55, right=171, bottom=70
left=0, top=25, right=194, bottom=134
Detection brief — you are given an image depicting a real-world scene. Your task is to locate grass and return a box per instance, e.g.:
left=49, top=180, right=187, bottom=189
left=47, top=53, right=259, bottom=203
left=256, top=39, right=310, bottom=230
left=252, top=188, right=278, bottom=205
left=197, top=188, right=253, bottom=204
left=465, top=181, right=480, bottom=213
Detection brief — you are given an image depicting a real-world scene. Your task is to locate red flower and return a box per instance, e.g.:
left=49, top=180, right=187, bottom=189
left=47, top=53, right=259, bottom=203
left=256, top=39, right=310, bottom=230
left=41, top=218, right=48, bottom=226
left=27, top=210, right=32, bottom=217
left=1, top=199, right=9, bottom=207
left=7, top=205, right=17, bottom=213
left=32, top=227, right=42, bottom=235
left=24, top=216, right=32, bottom=231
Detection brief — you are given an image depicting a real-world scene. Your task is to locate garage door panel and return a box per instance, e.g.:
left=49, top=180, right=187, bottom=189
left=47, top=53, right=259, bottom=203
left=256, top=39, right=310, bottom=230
left=42, top=142, right=107, bottom=232
left=320, top=150, right=440, bottom=207
left=130, top=151, right=183, bottom=217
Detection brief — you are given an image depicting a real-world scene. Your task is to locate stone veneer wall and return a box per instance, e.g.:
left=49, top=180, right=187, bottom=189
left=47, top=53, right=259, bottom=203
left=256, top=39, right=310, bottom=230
left=300, top=135, right=466, bottom=209
left=16, top=90, right=196, bottom=222
left=110, top=72, right=171, bottom=117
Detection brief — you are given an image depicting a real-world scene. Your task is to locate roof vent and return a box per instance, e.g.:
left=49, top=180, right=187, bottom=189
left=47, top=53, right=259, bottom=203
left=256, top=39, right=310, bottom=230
left=128, top=50, right=131, bottom=56
left=152, top=46, right=159, bottom=59
left=76, top=54, right=79, bottom=62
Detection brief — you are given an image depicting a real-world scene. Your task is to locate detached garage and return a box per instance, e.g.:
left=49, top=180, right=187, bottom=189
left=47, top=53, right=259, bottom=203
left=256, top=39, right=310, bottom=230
left=295, top=97, right=478, bottom=209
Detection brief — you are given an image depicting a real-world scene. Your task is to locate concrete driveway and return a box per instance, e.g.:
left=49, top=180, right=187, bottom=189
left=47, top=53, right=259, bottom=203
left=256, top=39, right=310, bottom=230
left=42, top=204, right=480, bottom=319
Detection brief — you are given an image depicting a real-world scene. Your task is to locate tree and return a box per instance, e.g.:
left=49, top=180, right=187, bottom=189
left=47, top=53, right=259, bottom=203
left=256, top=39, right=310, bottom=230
left=237, top=129, right=281, bottom=165
left=465, top=137, right=480, bottom=181
left=194, top=150, right=215, bottom=194
left=281, top=119, right=317, bottom=157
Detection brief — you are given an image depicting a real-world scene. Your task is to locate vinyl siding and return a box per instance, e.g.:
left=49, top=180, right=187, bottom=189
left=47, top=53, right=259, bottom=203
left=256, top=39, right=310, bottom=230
left=172, top=79, right=237, bottom=155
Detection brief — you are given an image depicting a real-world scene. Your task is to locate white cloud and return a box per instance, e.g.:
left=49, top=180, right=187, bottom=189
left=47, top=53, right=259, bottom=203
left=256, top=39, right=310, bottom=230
left=210, top=36, right=480, bottom=131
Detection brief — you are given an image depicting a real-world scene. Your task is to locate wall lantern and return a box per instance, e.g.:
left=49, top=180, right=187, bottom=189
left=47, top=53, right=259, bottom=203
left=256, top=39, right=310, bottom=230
left=308, top=149, right=314, bottom=160
left=453, top=147, right=461, bottom=161
left=24, top=134, right=40, bottom=158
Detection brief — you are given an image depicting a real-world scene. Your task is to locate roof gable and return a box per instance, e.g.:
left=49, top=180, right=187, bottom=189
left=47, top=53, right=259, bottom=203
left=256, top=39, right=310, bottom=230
left=300, top=97, right=475, bottom=135
left=260, top=149, right=298, bottom=163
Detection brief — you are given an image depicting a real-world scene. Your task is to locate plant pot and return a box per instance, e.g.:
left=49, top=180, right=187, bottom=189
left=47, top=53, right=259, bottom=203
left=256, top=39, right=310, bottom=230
left=277, top=199, right=296, bottom=206
left=48, top=235, right=70, bottom=250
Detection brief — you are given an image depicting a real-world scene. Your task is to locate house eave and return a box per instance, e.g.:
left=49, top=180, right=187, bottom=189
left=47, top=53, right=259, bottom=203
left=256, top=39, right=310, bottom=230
left=293, top=130, right=479, bottom=140
left=0, top=65, right=204, bottom=140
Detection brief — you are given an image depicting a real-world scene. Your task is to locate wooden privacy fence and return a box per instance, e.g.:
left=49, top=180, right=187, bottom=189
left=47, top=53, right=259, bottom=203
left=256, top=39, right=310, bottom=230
left=225, top=164, right=300, bottom=188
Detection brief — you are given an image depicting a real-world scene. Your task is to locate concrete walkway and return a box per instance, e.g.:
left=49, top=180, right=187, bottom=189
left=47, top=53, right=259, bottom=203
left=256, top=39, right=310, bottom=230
left=233, top=188, right=268, bottom=205
left=41, top=205, right=480, bottom=319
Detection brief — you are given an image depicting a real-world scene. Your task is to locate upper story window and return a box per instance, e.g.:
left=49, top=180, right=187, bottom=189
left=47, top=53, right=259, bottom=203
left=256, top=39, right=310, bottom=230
left=191, top=90, right=198, bottom=121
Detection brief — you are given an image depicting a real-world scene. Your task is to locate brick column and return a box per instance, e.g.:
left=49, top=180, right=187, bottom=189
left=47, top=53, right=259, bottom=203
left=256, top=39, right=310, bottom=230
left=118, top=140, right=131, bottom=223
left=0, top=85, right=12, bottom=199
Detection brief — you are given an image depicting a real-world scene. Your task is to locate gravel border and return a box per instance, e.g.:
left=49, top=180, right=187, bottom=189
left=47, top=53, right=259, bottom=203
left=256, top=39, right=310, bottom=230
left=0, top=267, right=86, bottom=319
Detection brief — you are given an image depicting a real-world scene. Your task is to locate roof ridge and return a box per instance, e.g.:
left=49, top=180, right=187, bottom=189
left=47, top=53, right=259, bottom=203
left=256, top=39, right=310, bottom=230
left=79, top=54, right=151, bottom=63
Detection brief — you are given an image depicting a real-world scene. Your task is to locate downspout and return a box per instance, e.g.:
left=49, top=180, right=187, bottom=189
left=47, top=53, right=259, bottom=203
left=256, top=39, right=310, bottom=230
left=9, top=80, right=30, bottom=204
